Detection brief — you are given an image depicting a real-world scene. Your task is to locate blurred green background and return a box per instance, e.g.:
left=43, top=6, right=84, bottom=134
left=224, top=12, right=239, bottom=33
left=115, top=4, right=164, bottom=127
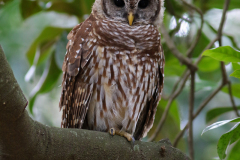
left=0, top=0, right=240, bottom=159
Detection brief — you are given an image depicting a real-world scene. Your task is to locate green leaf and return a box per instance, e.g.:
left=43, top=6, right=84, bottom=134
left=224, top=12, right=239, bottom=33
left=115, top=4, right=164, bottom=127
left=198, top=67, right=222, bottom=82
left=29, top=53, right=62, bottom=113
left=159, top=100, right=180, bottom=127
left=202, top=117, right=240, bottom=135
left=20, top=0, right=41, bottom=19
left=25, top=44, right=55, bottom=82
left=55, top=32, right=68, bottom=69
left=222, top=84, right=240, bottom=99
left=164, top=58, right=186, bottom=76
left=0, top=0, right=22, bottom=31
left=230, top=70, right=240, bottom=79
left=148, top=99, right=181, bottom=141
left=26, top=28, right=63, bottom=66
left=198, top=56, right=220, bottom=72
left=228, top=140, right=240, bottom=160
left=217, top=123, right=240, bottom=160
left=202, top=46, right=240, bottom=63
left=206, top=107, right=240, bottom=123
left=232, top=63, right=240, bottom=70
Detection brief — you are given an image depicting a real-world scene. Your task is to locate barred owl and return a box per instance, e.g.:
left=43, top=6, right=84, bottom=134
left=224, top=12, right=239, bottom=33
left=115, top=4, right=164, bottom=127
left=59, top=0, right=165, bottom=141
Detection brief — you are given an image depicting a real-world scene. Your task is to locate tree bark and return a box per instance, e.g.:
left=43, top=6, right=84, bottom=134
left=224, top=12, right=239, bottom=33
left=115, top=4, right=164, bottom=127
left=0, top=45, right=190, bottom=160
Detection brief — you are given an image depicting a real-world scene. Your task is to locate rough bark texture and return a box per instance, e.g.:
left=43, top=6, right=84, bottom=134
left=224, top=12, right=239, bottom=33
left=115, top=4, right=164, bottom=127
left=0, top=45, right=190, bottom=160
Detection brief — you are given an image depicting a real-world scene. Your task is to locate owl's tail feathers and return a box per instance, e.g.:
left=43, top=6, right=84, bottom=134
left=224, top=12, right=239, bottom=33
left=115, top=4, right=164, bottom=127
left=59, top=72, right=93, bottom=129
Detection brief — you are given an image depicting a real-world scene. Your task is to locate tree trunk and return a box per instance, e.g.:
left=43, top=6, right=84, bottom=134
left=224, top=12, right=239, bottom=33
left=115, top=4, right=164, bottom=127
left=0, top=45, right=190, bottom=160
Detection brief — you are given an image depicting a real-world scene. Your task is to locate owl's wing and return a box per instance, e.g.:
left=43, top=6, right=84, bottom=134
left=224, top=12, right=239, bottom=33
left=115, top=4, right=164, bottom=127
left=134, top=48, right=165, bottom=140
left=59, top=16, right=95, bottom=128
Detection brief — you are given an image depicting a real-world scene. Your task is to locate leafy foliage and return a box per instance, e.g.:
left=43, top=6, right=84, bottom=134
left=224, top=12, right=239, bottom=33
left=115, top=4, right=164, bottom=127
left=230, top=70, right=240, bottom=79
left=1, top=0, right=240, bottom=160
left=202, top=46, right=240, bottom=63
left=202, top=46, right=240, bottom=80
left=206, top=107, right=240, bottom=123
left=202, top=46, right=240, bottom=159
left=203, top=118, right=240, bottom=160
left=217, top=123, right=240, bottom=160
left=228, top=140, right=240, bottom=160
left=202, top=117, right=240, bottom=135
left=222, top=84, right=240, bottom=99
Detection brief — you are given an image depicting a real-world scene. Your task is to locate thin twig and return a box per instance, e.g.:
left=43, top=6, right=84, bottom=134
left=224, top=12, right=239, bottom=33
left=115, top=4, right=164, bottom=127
left=172, top=0, right=232, bottom=147
left=148, top=98, right=174, bottom=142
left=217, top=0, right=230, bottom=46
left=173, top=56, right=230, bottom=147
left=149, top=37, right=217, bottom=142
left=195, top=37, right=218, bottom=64
left=148, top=72, right=190, bottom=142
left=188, top=71, right=195, bottom=160
left=151, top=0, right=232, bottom=145
left=227, top=81, right=240, bottom=116
left=173, top=83, right=226, bottom=147
left=216, top=0, right=239, bottom=117
left=152, top=4, right=207, bottom=140
left=165, top=70, right=188, bottom=100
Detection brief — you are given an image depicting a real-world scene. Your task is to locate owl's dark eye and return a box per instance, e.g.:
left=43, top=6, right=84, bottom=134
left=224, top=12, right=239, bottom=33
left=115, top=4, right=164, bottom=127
left=114, top=0, right=125, bottom=7
left=138, top=0, right=149, bottom=9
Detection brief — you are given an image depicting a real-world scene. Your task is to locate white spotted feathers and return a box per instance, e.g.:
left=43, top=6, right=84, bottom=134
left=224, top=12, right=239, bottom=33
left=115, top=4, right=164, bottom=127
left=59, top=13, right=164, bottom=140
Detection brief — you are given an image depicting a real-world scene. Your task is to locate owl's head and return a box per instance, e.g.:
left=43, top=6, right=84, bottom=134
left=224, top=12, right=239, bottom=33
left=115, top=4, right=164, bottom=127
left=92, top=0, right=164, bottom=27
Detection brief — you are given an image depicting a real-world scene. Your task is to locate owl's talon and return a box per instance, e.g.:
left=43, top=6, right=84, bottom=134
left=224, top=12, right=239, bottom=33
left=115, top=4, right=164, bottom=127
left=109, top=128, right=115, bottom=136
left=126, top=134, right=133, bottom=141
left=109, top=128, right=134, bottom=142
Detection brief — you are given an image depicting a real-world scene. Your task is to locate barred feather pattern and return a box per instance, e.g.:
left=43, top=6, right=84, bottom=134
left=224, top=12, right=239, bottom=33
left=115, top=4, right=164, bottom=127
left=59, top=14, right=164, bottom=140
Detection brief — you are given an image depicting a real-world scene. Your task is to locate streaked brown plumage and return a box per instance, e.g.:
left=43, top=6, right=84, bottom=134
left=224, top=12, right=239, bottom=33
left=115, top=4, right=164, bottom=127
left=59, top=0, right=165, bottom=140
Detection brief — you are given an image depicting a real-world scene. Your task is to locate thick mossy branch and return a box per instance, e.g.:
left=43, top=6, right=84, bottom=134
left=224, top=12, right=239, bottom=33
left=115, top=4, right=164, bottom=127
left=0, top=45, right=189, bottom=160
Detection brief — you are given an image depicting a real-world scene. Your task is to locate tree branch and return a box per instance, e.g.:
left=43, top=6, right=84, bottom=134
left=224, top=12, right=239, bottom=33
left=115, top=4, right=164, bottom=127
left=148, top=71, right=189, bottom=142
left=188, top=71, right=195, bottom=160
left=173, top=82, right=226, bottom=147
left=149, top=36, right=218, bottom=143
left=0, top=45, right=189, bottom=159
left=227, top=81, right=240, bottom=117
left=171, top=0, right=235, bottom=148
left=216, top=0, right=240, bottom=117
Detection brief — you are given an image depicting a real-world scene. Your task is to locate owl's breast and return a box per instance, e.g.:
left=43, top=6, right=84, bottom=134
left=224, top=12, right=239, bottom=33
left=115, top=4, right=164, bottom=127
left=80, top=44, right=161, bottom=133
left=71, top=18, right=163, bottom=132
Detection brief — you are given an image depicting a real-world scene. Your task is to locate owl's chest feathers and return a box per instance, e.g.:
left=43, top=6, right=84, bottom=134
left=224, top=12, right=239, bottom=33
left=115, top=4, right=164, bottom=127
left=78, top=20, right=161, bottom=132
left=81, top=20, right=161, bottom=90
left=82, top=44, right=159, bottom=132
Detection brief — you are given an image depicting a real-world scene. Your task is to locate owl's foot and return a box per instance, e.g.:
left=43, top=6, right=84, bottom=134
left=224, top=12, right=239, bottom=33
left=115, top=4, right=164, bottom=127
left=109, top=128, right=135, bottom=143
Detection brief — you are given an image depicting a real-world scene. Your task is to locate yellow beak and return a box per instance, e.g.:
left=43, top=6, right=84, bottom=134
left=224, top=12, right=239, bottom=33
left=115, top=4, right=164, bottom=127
left=128, top=12, right=134, bottom=26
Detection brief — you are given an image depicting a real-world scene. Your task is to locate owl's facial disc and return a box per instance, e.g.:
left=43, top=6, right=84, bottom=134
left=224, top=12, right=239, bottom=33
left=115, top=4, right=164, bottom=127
left=94, top=0, right=164, bottom=26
